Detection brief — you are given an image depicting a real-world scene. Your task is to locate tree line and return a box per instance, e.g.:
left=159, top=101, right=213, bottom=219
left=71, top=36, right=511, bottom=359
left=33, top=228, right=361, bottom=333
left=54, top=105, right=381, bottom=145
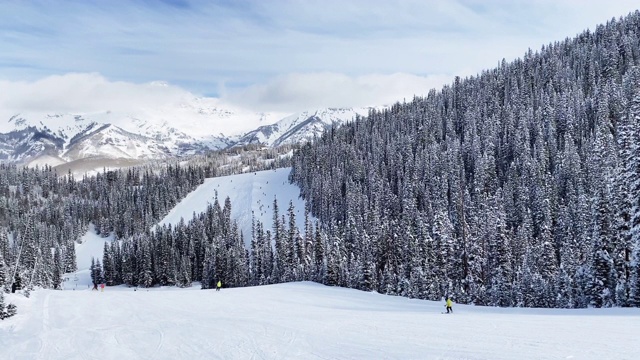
left=3, top=12, right=640, bottom=313
left=289, top=12, right=640, bottom=308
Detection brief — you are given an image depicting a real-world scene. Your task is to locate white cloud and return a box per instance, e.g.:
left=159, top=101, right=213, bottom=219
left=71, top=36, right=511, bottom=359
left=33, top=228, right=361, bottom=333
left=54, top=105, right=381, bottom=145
left=223, top=72, right=453, bottom=112
left=1, top=1, right=639, bottom=98
left=0, top=72, right=453, bottom=122
left=0, top=73, right=190, bottom=115
left=1, top=1, right=640, bottom=117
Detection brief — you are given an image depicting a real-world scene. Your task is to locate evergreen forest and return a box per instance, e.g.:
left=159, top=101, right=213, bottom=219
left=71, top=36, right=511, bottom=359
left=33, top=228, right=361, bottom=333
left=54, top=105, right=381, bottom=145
left=2, top=12, right=640, bottom=313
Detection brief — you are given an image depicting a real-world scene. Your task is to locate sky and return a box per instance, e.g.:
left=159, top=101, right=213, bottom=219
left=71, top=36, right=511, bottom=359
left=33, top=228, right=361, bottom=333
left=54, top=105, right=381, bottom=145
left=1, top=0, right=639, bottom=114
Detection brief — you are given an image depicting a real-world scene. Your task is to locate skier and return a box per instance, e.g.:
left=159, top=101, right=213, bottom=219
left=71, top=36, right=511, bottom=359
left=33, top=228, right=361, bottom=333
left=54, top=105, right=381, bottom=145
left=445, top=297, right=453, bottom=313
left=216, top=280, right=222, bottom=291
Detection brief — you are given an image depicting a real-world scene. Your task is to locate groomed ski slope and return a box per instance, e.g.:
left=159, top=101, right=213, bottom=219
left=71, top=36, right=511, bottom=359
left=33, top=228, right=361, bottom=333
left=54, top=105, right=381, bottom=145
left=62, top=224, right=114, bottom=291
left=1, top=282, right=639, bottom=360
left=158, top=167, right=310, bottom=246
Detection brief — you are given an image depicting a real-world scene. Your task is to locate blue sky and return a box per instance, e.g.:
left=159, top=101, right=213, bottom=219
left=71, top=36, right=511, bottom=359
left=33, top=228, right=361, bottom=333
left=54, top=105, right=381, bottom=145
left=0, top=0, right=639, bottom=112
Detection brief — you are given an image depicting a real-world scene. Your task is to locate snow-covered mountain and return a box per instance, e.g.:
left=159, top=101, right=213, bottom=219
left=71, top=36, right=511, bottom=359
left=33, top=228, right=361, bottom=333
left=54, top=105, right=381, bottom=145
left=0, top=95, right=375, bottom=171
left=235, top=108, right=372, bottom=147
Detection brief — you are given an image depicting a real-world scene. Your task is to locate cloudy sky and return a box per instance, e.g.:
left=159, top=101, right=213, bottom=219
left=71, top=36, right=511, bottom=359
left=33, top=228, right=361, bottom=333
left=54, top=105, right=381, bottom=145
left=1, top=0, right=639, bottom=113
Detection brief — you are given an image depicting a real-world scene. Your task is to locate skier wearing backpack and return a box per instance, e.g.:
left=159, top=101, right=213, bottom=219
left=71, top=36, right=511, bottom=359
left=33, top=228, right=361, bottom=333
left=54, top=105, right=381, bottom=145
left=445, top=297, right=453, bottom=313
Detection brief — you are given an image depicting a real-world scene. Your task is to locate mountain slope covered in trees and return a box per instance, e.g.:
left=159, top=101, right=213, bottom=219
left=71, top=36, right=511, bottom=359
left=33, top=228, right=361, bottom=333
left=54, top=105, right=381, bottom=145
left=2, top=12, right=640, bottom=312
left=290, top=12, right=640, bottom=308
left=0, top=146, right=293, bottom=298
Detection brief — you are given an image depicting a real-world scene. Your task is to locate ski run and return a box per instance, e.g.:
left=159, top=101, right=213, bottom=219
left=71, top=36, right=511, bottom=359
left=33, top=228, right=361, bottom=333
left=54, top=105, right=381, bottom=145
left=1, top=281, right=639, bottom=359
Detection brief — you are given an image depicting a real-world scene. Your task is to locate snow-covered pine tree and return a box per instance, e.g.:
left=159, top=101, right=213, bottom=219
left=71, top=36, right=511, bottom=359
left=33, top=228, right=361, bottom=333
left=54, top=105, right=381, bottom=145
left=102, top=242, right=114, bottom=286
left=52, top=247, right=63, bottom=290
left=64, top=241, right=77, bottom=274
left=286, top=200, right=300, bottom=281
left=271, top=197, right=283, bottom=283
left=626, top=75, right=640, bottom=307
left=0, top=291, right=17, bottom=320
left=176, top=255, right=192, bottom=288
left=302, top=206, right=313, bottom=281
left=313, top=223, right=325, bottom=283
left=0, top=250, right=6, bottom=289
left=590, top=187, right=617, bottom=308
left=90, top=257, right=97, bottom=286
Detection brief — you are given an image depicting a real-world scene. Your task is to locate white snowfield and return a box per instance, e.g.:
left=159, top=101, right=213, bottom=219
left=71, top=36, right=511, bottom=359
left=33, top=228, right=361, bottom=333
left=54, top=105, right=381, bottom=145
left=1, top=282, right=639, bottom=360
left=158, top=167, right=311, bottom=247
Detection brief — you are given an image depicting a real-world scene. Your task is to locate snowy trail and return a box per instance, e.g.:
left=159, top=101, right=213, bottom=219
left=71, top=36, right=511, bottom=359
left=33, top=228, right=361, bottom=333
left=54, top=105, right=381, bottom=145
left=157, top=168, right=311, bottom=247
left=2, top=282, right=639, bottom=359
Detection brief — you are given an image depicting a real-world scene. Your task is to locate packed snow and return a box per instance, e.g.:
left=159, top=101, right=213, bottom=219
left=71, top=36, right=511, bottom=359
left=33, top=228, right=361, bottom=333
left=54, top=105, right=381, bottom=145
left=158, top=168, right=310, bottom=246
left=2, top=281, right=639, bottom=359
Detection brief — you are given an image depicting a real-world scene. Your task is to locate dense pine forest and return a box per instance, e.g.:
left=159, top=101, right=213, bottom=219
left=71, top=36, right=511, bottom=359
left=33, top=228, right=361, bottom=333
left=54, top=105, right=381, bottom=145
left=0, top=146, right=292, bottom=316
left=2, top=12, right=640, bottom=315
left=290, top=13, right=640, bottom=308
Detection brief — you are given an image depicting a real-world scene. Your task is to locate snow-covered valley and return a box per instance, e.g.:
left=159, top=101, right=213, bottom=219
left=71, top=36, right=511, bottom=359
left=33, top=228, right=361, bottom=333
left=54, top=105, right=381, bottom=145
left=1, top=168, right=639, bottom=359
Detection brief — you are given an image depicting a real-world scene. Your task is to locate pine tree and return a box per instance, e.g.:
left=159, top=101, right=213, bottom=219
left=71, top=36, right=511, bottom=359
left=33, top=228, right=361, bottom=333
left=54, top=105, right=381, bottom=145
left=630, top=243, right=640, bottom=306
left=313, top=223, right=325, bottom=282
left=627, top=81, right=640, bottom=307
left=52, top=247, right=63, bottom=290
left=102, top=242, right=114, bottom=286
left=64, top=241, right=77, bottom=273
left=177, top=255, right=192, bottom=288
left=95, top=259, right=104, bottom=285
left=0, top=291, right=17, bottom=320
left=90, top=257, right=97, bottom=286
left=0, top=250, right=6, bottom=289
left=590, top=188, right=617, bottom=308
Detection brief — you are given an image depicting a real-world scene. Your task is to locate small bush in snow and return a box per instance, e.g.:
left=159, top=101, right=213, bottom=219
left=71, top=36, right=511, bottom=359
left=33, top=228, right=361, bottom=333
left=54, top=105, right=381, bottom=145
left=0, top=292, right=17, bottom=320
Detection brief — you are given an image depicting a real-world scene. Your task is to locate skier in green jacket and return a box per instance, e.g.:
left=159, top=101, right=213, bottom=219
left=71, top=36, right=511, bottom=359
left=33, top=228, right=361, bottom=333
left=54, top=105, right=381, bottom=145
left=445, top=297, right=453, bottom=313
left=216, top=280, right=222, bottom=291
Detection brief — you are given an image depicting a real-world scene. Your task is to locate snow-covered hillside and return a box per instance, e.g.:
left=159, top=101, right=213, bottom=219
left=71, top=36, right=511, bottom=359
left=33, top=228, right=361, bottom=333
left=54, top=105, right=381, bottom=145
left=0, top=97, right=284, bottom=166
left=158, top=168, right=309, bottom=246
left=2, top=169, right=639, bottom=359
left=235, top=107, right=373, bottom=147
left=1, top=96, right=285, bottom=143
left=2, top=282, right=639, bottom=359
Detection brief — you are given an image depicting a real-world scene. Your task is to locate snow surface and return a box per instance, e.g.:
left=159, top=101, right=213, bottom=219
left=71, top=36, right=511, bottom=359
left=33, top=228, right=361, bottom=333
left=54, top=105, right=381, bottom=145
left=2, top=282, right=639, bottom=359
left=62, top=224, right=113, bottom=291
left=158, top=168, right=310, bottom=246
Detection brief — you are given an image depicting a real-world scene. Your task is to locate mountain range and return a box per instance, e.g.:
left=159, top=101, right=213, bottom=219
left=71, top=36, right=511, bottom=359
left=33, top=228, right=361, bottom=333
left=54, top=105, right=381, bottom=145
left=0, top=95, right=375, bottom=173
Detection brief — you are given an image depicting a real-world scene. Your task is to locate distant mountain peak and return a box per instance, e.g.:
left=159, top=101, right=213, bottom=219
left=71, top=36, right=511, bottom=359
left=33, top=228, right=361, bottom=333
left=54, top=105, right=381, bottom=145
left=0, top=101, right=384, bottom=174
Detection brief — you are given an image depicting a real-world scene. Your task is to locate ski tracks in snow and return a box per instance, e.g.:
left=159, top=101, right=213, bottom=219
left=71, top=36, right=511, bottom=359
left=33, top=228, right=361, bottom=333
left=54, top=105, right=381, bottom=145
left=3, top=284, right=639, bottom=359
left=39, top=292, right=59, bottom=359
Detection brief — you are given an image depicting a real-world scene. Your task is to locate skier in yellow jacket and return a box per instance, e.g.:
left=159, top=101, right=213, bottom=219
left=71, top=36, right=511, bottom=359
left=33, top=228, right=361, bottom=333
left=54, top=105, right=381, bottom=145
left=445, top=297, right=453, bottom=313
left=216, top=280, right=222, bottom=291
